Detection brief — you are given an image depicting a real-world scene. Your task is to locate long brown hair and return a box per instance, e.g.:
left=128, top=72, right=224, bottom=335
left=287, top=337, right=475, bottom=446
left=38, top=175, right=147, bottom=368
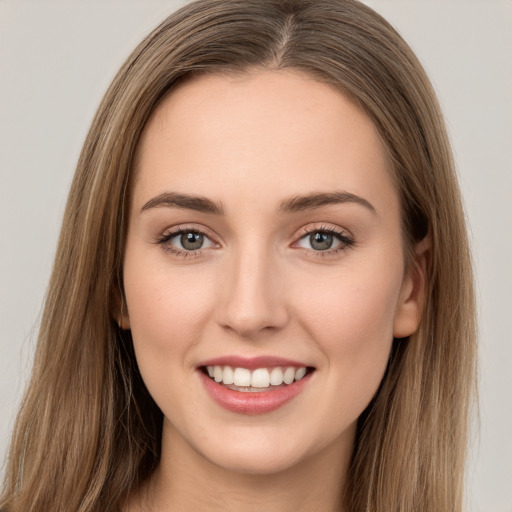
left=0, top=1, right=476, bottom=510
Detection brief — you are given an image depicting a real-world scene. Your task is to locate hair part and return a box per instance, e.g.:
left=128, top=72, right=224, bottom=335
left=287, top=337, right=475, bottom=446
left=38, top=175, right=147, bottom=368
left=1, top=1, right=476, bottom=511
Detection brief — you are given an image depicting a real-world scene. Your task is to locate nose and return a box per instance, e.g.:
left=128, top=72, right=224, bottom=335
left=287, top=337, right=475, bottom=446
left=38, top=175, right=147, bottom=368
left=216, top=243, right=289, bottom=338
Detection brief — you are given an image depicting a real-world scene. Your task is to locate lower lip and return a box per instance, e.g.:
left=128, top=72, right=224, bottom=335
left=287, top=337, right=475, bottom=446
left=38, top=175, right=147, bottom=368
left=199, top=370, right=313, bottom=415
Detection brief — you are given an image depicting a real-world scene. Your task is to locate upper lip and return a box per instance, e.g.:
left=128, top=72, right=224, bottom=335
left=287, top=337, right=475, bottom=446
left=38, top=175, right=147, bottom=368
left=198, top=355, right=312, bottom=370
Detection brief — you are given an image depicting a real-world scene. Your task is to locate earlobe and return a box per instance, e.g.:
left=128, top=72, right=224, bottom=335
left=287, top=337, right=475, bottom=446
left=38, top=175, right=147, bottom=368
left=118, top=310, right=131, bottom=330
left=112, top=286, right=131, bottom=330
left=393, top=236, right=430, bottom=339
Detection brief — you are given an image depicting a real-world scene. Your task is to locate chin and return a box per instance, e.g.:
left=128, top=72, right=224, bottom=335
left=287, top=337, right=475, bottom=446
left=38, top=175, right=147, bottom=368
left=204, top=442, right=309, bottom=476
left=190, top=420, right=349, bottom=477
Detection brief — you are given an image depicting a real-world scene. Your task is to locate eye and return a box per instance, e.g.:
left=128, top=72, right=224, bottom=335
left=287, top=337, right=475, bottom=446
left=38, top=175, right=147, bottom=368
left=302, top=231, right=338, bottom=251
left=295, top=227, right=354, bottom=253
left=156, top=227, right=216, bottom=256
left=170, top=231, right=213, bottom=251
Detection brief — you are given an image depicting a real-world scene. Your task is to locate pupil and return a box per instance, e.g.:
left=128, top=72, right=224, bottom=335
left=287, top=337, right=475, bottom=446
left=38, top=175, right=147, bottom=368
left=181, top=232, right=203, bottom=250
left=310, top=232, right=333, bottom=251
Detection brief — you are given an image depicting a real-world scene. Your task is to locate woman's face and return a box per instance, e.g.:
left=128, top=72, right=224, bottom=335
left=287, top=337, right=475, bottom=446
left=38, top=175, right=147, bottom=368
left=122, top=69, right=423, bottom=475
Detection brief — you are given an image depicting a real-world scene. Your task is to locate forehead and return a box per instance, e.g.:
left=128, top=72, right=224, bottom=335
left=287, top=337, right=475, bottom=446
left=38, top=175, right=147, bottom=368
left=132, top=69, right=398, bottom=217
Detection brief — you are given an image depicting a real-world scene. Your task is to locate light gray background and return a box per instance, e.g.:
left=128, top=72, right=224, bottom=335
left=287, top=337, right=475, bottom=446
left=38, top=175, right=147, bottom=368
left=1, top=1, right=511, bottom=510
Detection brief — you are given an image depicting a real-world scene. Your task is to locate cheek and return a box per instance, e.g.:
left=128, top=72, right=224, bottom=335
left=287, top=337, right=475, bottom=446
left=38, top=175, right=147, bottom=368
left=122, top=252, right=219, bottom=416
left=294, top=262, right=401, bottom=345
left=290, top=259, right=402, bottom=404
left=123, top=249, right=216, bottom=366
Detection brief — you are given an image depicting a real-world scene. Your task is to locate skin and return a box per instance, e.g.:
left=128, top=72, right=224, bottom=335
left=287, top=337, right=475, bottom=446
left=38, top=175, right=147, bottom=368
left=121, top=69, right=426, bottom=511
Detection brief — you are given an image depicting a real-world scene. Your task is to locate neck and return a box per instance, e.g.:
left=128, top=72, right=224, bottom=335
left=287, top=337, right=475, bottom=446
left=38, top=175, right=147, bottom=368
left=133, top=420, right=354, bottom=512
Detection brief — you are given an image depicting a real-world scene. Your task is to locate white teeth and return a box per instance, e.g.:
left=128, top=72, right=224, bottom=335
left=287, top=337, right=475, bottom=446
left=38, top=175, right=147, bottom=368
left=295, top=368, right=306, bottom=380
left=295, top=367, right=307, bottom=381
left=251, top=368, right=270, bottom=388
left=283, top=367, right=295, bottom=384
left=269, top=367, right=284, bottom=386
left=207, top=365, right=310, bottom=388
left=213, top=366, right=223, bottom=383
left=222, top=366, right=234, bottom=385
left=233, top=367, right=251, bottom=387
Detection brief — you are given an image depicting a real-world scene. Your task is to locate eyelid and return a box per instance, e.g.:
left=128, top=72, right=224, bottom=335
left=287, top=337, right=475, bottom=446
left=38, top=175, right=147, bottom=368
left=158, top=223, right=219, bottom=241
left=291, top=223, right=355, bottom=256
left=154, top=223, right=221, bottom=257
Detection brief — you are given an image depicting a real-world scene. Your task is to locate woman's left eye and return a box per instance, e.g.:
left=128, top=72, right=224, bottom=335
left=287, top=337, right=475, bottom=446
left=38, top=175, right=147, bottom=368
left=295, top=229, right=353, bottom=252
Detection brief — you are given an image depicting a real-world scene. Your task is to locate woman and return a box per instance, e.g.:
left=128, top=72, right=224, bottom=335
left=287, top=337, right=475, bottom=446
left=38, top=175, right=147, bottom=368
left=0, top=0, right=476, bottom=510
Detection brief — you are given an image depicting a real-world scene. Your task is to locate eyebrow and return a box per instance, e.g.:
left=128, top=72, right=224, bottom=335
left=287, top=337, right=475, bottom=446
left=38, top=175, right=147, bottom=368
left=141, top=192, right=224, bottom=215
left=278, top=191, right=376, bottom=215
left=140, top=190, right=375, bottom=216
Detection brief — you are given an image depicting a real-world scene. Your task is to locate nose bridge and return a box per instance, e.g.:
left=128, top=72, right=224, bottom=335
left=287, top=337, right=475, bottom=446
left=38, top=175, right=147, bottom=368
left=217, top=236, right=288, bottom=337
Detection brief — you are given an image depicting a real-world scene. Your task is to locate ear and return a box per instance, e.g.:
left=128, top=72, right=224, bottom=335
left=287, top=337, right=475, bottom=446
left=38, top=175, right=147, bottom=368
left=112, top=285, right=131, bottom=330
left=393, top=236, right=430, bottom=339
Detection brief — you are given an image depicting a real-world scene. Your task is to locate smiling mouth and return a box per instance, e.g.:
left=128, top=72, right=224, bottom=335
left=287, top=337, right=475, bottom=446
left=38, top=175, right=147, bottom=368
left=201, top=365, right=315, bottom=392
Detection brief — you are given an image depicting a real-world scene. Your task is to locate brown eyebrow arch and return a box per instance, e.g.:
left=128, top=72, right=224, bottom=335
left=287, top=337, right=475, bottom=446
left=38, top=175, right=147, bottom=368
left=278, top=191, right=376, bottom=214
left=141, top=190, right=375, bottom=216
left=141, top=192, right=224, bottom=215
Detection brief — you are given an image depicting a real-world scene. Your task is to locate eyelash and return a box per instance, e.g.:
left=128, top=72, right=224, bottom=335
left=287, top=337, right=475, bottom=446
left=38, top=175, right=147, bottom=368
left=154, top=225, right=215, bottom=259
left=154, top=224, right=355, bottom=259
left=293, top=225, right=355, bottom=259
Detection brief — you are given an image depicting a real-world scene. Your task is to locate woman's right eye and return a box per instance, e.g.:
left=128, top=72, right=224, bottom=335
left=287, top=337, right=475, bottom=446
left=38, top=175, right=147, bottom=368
left=170, top=231, right=213, bottom=251
left=157, top=228, right=215, bottom=256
